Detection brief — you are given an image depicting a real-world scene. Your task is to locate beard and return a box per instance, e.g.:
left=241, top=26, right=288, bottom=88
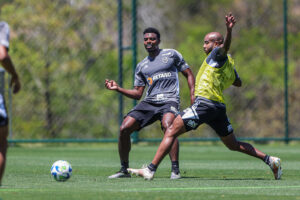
left=145, top=45, right=158, bottom=53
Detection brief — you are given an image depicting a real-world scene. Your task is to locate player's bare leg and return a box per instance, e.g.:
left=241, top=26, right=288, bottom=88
left=161, top=113, right=180, bottom=179
left=154, top=115, right=186, bottom=166
left=221, top=133, right=266, bottom=159
left=0, top=125, right=8, bottom=185
left=221, top=133, right=282, bottom=179
left=108, top=116, right=140, bottom=179
left=118, top=116, right=140, bottom=162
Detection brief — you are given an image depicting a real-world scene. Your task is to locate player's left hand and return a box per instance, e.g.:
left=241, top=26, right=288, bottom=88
left=225, top=13, right=236, bottom=29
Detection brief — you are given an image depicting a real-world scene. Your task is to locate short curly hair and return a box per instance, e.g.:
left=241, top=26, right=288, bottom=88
left=143, top=27, right=160, bottom=40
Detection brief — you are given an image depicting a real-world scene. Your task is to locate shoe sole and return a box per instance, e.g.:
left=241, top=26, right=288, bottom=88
left=170, top=173, right=181, bottom=179
left=108, top=174, right=131, bottom=179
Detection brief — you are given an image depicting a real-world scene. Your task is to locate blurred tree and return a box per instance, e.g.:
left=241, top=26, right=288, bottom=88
left=1, top=0, right=119, bottom=138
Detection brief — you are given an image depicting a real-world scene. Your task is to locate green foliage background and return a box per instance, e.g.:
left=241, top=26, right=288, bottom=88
left=0, top=0, right=299, bottom=139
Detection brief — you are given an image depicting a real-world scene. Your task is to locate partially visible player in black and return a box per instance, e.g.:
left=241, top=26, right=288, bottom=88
left=0, top=21, right=21, bottom=186
left=105, top=27, right=195, bottom=179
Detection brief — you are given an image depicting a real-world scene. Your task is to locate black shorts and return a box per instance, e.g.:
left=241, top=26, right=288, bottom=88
left=180, top=97, right=233, bottom=137
left=0, top=94, right=8, bottom=126
left=126, top=101, right=179, bottom=130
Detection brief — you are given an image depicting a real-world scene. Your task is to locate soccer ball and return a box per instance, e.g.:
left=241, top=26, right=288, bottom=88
left=51, top=160, right=72, bottom=181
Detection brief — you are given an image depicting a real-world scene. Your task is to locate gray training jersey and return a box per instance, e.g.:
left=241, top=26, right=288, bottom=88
left=134, top=49, right=189, bottom=104
left=0, top=21, right=10, bottom=49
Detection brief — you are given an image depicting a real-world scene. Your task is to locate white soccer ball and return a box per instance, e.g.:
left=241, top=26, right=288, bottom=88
left=51, top=160, right=72, bottom=181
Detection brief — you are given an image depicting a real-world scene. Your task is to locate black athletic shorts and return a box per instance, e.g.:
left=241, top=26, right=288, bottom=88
left=180, top=97, right=233, bottom=137
left=126, top=101, right=179, bottom=130
left=0, top=93, right=8, bottom=126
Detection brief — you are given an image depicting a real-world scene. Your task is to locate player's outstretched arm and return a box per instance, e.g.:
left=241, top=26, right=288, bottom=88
left=181, top=68, right=195, bottom=104
left=0, top=45, right=21, bottom=94
left=220, top=13, right=236, bottom=56
left=105, top=79, right=145, bottom=100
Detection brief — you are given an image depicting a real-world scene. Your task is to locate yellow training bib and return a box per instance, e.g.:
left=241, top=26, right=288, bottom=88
left=194, top=55, right=236, bottom=103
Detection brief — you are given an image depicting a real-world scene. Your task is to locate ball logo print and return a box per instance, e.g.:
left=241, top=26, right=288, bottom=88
left=187, top=120, right=197, bottom=129
left=147, top=77, right=153, bottom=85
left=51, top=160, right=72, bottom=182
left=162, top=56, right=168, bottom=63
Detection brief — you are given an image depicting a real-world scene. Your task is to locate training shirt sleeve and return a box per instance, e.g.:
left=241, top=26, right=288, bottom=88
left=134, top=63, right=146, bottom=87
left=172, top=50, right=189, bottom=72
left=206, top=47, right=227, bottom=68
left=0, top=22, right=10, bottom=49
left=234, top=68, right=240, bottom=81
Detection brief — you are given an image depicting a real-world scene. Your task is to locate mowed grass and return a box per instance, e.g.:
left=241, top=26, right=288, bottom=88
left=1, top=143, right=300, bottom=200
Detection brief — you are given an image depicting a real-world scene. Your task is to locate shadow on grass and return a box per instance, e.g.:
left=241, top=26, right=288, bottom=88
left=176, top=177, right=269, bottom=181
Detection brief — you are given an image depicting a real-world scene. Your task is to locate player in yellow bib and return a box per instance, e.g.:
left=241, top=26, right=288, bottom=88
left=194, top=47, right=237, bottom=103
left=128, top=13, right=282, bottom=180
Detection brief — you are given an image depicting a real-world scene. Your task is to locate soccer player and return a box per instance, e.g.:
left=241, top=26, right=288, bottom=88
left=0, top=21, right=21, bottom=186
left=105, top=27, right=195, bottom=179
left=128, top=13, right=282, bottom=180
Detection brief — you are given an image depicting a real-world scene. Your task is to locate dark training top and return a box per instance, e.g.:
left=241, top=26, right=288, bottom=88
left=134, top=49, right=189, bottom=104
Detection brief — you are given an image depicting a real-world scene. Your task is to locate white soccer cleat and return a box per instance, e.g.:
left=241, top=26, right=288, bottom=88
left=170, top=171, right=181, bottom=180
left=108, top=171, right=131, bottom=179
left=127, top=167, right=155, bottom=180
left=269, top=156, right=282, bottom=180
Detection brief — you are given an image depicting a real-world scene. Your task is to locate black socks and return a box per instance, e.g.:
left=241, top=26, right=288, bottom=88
left=121, top=161, right=129, bottom=172
left=148, top=163, right=157, bottom=172
left=147, top=161, right=179, bottom=173
left=263, top=155, right=270, bottom=165
left=172, top=161, right=180, bottom=174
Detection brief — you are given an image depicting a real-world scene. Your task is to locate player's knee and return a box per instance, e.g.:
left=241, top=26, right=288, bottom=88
left=164, top=128, right=175, bottom=138
left=119, top=126, right=127, bottom=134
left=162, top=125, right=170, bottom=133
left=119, top=125, right=132, bottom=137
left=162, top=122, right=171, bottom=132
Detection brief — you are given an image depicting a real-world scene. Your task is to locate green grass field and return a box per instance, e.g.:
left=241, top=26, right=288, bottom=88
left=1, top=143, right=300, bottom=200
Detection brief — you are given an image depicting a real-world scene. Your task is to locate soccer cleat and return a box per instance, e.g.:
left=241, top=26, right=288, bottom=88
left=269, top=156, right=282, bottom=180
left=170, top=171, right=181, bottom=179
left=127, top=167, right=155, bottom=180
left=108, top=170, right=131, bottom=179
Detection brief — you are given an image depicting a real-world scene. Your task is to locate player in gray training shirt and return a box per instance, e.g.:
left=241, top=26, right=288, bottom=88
left=135, top=48, right=189, bottom=104
left=105, top=27, right=195, bottom=179
left=0, top=21, right=21, bottom=186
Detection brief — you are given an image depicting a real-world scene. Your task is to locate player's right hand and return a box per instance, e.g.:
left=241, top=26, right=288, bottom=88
left=225, top=12, right=236, bottom=29
left=105, top=79, right=119, bottom=90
